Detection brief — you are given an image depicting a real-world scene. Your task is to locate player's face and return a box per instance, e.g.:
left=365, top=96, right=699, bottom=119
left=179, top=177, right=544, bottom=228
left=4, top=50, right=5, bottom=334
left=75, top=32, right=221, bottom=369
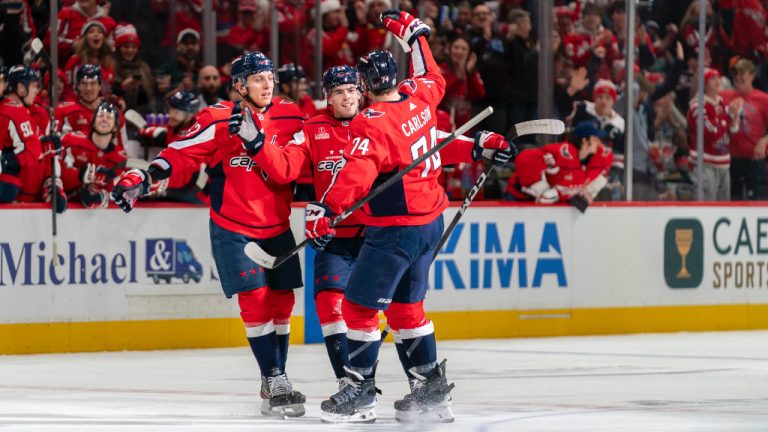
left=594, top=93, right=614, bottom=115
left=328, top=84, right=360, bottom=118
left=23, top=81, right=41, bottom=105
left=167, top=108, right=188, bottom=127
left=240, top=72, right=274, bottom=107
left=93, top=110, right=116, bottom=135
left=78, top=77, right=102, bottom=103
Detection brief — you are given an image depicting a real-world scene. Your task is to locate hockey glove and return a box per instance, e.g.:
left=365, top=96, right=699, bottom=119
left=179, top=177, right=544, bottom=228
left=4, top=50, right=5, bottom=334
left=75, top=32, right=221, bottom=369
left=0, top=148, right=21, bottom=176
left=42, top=177, right=67, bottom=214
left=79, top=184, right=110, bottom=209
left=111, top=168, right=150, bottom=213
left=381, top=9, right=430, bottom=52
left=472, top=131, right=516, bottom=166
left=234, top=106, right=266, bottom=156
left=79, top=163, right=116, bottom=187
left=568, top=194, right=589, bottom=213
left=228, top=103, right=244, bottom=135
left=305, top=202, right=336, bottom=250
left=138, top=126, right=168, bottom=142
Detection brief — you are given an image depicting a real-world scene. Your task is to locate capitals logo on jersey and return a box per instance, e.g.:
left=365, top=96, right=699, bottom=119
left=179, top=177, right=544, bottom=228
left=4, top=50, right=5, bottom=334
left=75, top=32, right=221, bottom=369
left=362, top=108, right=385, bottom=119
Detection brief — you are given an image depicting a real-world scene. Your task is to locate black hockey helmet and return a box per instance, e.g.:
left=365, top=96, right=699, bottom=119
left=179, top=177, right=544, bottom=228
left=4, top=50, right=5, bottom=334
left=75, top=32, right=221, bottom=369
left=76, top=64, right=103, bottom=86
left=91, top=101, right=120, bottom=138
left=167, top=90, right=201, bottom=114
left=277, top=63, right=306, bottom=84
left=231, top=51, right=276, bottom=84
left=6, top=65, right=40, bottom=94
left=322, top=65, right=361, bottom=95
left=357, top=50, right=397, bottom=92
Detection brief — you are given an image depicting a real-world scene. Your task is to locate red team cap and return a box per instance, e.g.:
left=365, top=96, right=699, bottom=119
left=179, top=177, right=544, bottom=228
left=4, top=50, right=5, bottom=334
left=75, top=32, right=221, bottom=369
left=704, top=68, right=720, bottom=82
left=592, top=79, right=617, bottom=101
left=114, top=23, right=140, bottom=48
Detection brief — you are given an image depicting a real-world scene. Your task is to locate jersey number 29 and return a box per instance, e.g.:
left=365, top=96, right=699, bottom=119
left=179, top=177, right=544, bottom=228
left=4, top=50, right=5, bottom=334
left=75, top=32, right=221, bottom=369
left=410, top=126, right=440, bottom=177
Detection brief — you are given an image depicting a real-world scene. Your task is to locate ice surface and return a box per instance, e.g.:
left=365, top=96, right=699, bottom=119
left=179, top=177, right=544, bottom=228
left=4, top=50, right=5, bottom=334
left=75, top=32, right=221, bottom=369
left=1, top=331, right=767, bottom=431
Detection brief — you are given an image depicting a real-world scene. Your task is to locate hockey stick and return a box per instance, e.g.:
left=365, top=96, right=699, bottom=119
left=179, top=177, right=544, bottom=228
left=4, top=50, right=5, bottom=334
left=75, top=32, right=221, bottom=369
left=244, top=106, right=495, bottom=269
left=432, top=119, right=566, bottom=261
left=124, top=109, right=147, bottom=129
left=31, top=38, right=61, bottom=262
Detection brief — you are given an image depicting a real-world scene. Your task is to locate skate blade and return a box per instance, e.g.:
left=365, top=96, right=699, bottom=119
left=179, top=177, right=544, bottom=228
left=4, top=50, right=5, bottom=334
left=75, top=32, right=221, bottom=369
left=320, top=406, right=376, bottom=424
left=261, top=400, right=306, bottom=418
left=395, top=405, right=454, bottom=423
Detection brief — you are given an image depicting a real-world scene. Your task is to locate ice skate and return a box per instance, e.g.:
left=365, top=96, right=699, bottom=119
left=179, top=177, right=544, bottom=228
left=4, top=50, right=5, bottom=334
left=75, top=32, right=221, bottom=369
left=261, top=373, right=305, bottom=418
left=394, top=359, right=455, bottom=423
left=320, top=368, right=377, bottom=424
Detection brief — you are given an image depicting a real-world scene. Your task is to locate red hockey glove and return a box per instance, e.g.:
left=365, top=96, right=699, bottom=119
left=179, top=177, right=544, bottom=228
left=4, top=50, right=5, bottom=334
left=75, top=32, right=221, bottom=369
left=138, top=126, right=168, bottom=141
left=472, top=131, right=516, bottom=166
left=80, top=163, right=116, bottom=187
left=42, top=177, right=67, bottom=214
left=305, top=202, right=336, bottom=250
left=111, top=168, right=150, bottom=213
left=381, top=9, right=430, bottom=51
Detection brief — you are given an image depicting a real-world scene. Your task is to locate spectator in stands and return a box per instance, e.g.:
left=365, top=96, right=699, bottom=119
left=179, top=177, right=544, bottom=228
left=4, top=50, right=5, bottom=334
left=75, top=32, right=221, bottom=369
left=565, top=79, right=626, bottom=200
left=64, top=21, right=117, bottom=100
left=563, top=3, right=619, bottom=83
left=652, top=91, right=691, bottom=200
left=439, top=34, right=484, bottom=133
left=112, top=24, right=155, bottom=114
left=225, top=0, right=270, bottom=59
left=305, top=0, right=356, bottom=77
left=0, top=0, right=36, bottom=65
left=686, top=68, right=741, bottom=201
left=196, top=65, right=224, bottom=108
left=351, top=0, right=393, bottom=58
left=157, top=29, right=202, bottom=99
left=505, top=8, right=537, bottom=141
left=721, top=58, right=768, bottom=200
left=276, top=63, right=316, bottom=118
left=718, top=0, right=768, bottom=60
left=275, top=0, right=308, bottom=66
left=48, top=0, right=116, bottom=64
left=153, top=0, right=202, bottom=49
left=468, top=2, right=508, bottom=134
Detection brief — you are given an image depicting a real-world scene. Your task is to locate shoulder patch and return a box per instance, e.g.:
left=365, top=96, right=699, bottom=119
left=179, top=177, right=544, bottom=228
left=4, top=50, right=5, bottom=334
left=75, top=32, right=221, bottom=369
left=361, top=108, right=385, bottom=119
left=401, top=79, right=417, bottom=93
left=560, top=144, right=574, bottom=160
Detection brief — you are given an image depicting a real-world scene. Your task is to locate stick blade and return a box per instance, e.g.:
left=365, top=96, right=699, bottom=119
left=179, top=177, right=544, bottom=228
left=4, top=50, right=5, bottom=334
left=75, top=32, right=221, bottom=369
left=511, top=119, right=566, bottom=139
left=124, top=109, right=147, bottom=129
left=244, top=242, right=276, bottom=269
left=31, top=38, right=44, bottom=55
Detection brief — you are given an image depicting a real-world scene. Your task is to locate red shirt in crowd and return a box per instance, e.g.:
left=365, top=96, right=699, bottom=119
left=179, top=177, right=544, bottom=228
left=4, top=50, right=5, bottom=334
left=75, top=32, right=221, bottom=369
left=686, top=95, right=733, bottom=167
left=721, top=88, right=768, bottom=158
left=438, top=62, right=486, bottom=130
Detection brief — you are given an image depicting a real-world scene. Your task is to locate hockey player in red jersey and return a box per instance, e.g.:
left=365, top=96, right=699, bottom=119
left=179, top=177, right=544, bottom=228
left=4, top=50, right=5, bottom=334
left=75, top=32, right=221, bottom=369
left=505, top=120, right=614, bottom=211
left=60, top=102, right=127, bottom=208
left=304, top=10, right=513, bottom=423
left=137, top=91, right=207, bottom=202
left=0, top=65, right=66, bottom=212
left=111, top=51, right=306, bottom=417
left=54, top=65, right=127, bottom=149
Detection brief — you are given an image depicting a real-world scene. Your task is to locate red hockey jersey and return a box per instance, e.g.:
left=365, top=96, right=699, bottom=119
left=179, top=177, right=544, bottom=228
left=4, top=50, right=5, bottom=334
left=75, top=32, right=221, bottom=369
left=506, top=142, right=613, bottom=202
left=60, top=131, right=127, bottom=193
left=154, top=98, right=304, bottom=238
left=0, top=98, right=49, bottom=201
left=686, top=95, right=733, bottom=167
left=320, top=35, right=454, bottom=227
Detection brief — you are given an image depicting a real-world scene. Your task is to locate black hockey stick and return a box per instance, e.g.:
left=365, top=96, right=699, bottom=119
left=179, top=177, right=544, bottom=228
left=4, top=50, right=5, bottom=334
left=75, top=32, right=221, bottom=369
left=244, top=106, right=495, bottom=269
left=432, top=119, right=566, bottom=261
left=31, top=38, right=61, bottom=260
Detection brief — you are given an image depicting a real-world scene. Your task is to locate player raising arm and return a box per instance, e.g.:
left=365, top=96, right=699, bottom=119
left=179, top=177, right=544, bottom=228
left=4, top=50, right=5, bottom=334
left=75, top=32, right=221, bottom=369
left=302, top=10, right=513, bottom=424
left=111, top=52, right=307, bottom=418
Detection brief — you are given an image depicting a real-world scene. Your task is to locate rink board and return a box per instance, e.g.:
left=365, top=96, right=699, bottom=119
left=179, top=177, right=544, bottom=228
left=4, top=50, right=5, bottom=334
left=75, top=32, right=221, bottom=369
left=1, top=203, right=767, bottom=353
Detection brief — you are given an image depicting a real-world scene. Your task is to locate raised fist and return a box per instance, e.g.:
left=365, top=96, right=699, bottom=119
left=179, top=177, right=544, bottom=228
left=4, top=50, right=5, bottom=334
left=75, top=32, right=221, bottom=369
left=380, top=9, right=430, bottom=51
left=472, top=131, right=516, bottom=166
left=236, top=106, right=266, bottom=156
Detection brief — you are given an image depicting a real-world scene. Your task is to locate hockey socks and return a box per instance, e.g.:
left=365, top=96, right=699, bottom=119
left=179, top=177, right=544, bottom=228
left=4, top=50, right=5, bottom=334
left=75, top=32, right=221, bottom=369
left=398, top=328, right=437, bottom=375
left=239, top=288, right=282, bottom=377
left=317, top=290, right=350, bottom=379
left=246, top=331, right=281, bottom=377
left=269, top=289, right=295, bottom=372
left=393, top=337, right=416, bottom=380
left=342, top=299, right=381, bottom=379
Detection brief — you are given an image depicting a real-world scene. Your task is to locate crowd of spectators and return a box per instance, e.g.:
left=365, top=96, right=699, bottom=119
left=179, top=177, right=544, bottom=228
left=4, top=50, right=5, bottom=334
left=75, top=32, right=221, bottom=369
left=2, top=0, right=768, bottom=207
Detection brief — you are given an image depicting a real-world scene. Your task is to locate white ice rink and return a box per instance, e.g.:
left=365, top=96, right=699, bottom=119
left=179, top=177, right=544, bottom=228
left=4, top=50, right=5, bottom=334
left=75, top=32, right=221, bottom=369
left=1, top=330, right=767, bottom=432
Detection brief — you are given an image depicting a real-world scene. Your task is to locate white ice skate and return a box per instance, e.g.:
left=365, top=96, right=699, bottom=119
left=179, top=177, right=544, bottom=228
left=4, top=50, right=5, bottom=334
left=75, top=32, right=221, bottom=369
left=394, top=359, right=455, bottom=423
